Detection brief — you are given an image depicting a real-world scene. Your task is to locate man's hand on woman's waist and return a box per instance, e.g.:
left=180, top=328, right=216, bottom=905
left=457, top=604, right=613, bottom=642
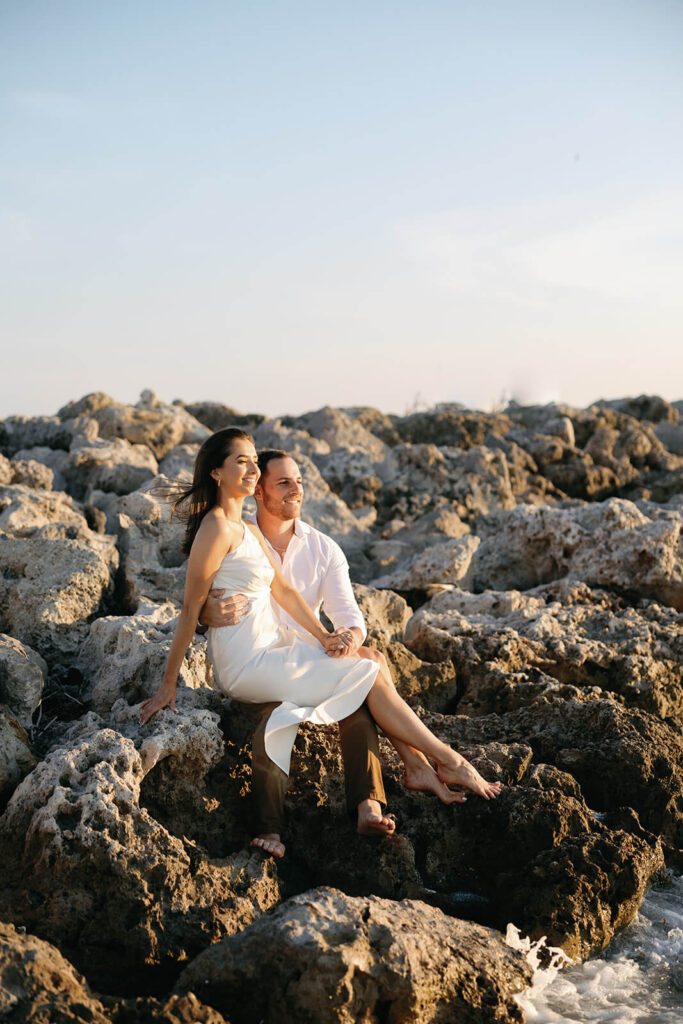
left=199, top=588, right=249, bottom=628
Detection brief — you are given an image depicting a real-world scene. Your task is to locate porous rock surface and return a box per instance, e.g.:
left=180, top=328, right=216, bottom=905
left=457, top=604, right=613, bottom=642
left=406, top=580, right=683, bottom=724
left=0, top=634, right=46, bottom=727
left=0, top=707, right=281, bottom=989
left=78, top=600, right=212, bottom=713
left=0, top=533, right=118, bottom=662
left=0, top=920, right=110, bottom=1024
left=176, top=886, right=532, bottom=1024
left=0, top=389, right=681, bottom=1019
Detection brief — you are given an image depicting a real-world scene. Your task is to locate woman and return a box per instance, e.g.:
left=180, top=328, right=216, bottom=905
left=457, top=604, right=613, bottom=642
left=140, top=428, right=502, bottom=807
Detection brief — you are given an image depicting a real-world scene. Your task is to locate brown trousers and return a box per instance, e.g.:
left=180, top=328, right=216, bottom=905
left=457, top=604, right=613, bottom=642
left=250, top=701, right=386, bottom=836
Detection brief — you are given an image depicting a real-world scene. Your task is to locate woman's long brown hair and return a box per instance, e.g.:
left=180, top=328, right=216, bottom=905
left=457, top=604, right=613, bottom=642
left=172, top=427, right=254, bottom=554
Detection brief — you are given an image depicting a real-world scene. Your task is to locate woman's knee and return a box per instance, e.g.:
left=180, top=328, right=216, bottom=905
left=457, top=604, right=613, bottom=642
left=361, top=649, right=393, bottom=693
left=360, top=646, right=388, bottom=672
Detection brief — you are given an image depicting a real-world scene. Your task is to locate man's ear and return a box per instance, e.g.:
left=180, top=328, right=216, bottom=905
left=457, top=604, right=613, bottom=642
left=254, top=482, right=263, bottom=500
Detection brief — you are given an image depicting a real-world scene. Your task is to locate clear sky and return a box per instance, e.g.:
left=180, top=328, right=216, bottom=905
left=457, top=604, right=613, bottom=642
left=1, top=0, right=682, bottom=419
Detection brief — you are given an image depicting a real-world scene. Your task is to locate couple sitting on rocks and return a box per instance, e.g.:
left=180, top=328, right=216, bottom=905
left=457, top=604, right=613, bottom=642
left=140, top=429, right=501, bottom=857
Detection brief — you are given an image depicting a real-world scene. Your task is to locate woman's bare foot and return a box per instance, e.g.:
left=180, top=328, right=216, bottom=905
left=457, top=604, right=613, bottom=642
left=250, top=833, right=286, bottom=858
left=357, top=799, right=396, bottom=837
left=436, top=752, right=503, bottom=800
left=404, top=759, right=467, bottom=805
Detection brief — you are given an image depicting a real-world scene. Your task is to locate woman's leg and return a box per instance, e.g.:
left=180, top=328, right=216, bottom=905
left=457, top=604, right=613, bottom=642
left=358, top=649, right=464, bottom=804
left=360, top=649, right=502, bottom=800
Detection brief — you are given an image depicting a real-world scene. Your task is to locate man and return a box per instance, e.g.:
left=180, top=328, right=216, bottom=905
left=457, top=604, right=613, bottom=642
left=200, top=450, right=458, bottom=858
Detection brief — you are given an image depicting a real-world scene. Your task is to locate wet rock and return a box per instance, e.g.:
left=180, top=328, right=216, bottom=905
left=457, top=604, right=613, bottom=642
left=0, top=920, right=110, bottom=1023
left=0, top=715, right=281, bottom=990
left=0, top=705, right=36, bottom=804
left=78, top=601, right=213, bottom=714
left=176, top=886, right=532, bottom=1024
left=472, top=498, right=683, bottom=608
left=0, top=534, right=118, bottom=663
left=406, top=581, right=683, bottom=724
left=116, top=477, right=187, bottom=610
left=499, top=829, right=663, bottom=960
left=0, top=634, right=46, bottom=727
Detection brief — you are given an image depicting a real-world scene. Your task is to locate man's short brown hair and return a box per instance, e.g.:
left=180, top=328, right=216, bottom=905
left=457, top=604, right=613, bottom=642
left=257, top=449, right=291, bottom=478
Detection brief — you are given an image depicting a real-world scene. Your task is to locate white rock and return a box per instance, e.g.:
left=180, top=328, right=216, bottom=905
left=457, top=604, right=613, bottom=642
left=78, top=603, right=212, bottom=713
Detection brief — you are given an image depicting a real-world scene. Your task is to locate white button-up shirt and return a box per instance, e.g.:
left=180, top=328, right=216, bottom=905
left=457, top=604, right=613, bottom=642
left=246, top=514, right=366, bottom=641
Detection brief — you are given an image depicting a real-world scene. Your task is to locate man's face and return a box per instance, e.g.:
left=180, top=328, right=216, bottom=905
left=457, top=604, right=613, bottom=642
left=255, top=456, right=304, bottom=521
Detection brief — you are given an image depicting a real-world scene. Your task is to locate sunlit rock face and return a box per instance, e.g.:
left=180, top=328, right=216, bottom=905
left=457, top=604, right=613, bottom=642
left=0, top=390, right=680, bottom=1016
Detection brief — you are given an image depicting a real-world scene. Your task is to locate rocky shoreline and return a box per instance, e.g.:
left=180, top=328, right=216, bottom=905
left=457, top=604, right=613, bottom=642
left=0, top=389, right=681, bottom=1023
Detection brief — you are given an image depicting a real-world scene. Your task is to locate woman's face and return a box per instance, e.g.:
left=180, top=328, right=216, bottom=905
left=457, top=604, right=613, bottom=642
left=212, top=438, right=259, bottom=497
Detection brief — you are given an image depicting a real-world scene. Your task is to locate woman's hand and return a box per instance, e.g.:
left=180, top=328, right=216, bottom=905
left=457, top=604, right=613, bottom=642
left=323, top=627, right=355, bottom=657
left=140, top=682, right=178, bottom=725
left=320, top=630, right=351, bottom=657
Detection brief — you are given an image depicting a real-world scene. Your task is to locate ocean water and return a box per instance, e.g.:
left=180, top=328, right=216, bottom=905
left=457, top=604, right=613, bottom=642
left=507, top=873, right=683, bottom=1023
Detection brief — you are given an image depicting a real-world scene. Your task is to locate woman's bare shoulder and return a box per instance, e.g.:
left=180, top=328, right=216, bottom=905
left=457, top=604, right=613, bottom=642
left=196, top=510, right=242, bottom=549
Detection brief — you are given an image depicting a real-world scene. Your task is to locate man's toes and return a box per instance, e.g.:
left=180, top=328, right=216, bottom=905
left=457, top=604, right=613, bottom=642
left=250, top=836, right=285, bottom=858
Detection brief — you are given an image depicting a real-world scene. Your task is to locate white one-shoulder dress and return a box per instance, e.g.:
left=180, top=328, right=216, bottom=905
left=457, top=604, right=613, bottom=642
left=207, top=524, right=379, bottom=775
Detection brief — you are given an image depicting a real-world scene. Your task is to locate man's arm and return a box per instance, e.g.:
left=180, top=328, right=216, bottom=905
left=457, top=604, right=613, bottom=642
left=198, top=589, right=249, bottom=629
left=319, top=542, right=366, bottom=656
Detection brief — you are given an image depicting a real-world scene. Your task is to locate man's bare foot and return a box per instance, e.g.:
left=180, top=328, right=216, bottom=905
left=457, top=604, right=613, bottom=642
left=436, top=752, right=503, bottom=800
left=357, top=798, right=396, bottom=837
left=404, top=760, right=467, bottom=805
left=250, top=833, right=285, bottom=858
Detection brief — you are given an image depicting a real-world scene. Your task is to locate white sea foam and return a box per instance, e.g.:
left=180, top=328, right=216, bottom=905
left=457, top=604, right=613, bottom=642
left=507, top=874, right=683, bottom=1023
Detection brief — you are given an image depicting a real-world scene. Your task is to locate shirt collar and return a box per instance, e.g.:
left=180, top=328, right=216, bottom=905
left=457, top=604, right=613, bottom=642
left=248, top=511, right=311, bottom=543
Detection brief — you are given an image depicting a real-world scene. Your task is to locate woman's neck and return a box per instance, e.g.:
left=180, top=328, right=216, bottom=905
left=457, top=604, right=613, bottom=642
left=216, top=495, right=244, bottom=523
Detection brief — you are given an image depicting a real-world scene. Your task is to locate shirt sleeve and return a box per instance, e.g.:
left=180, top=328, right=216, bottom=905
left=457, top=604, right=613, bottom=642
left=319, top=540, right=367, bottom=637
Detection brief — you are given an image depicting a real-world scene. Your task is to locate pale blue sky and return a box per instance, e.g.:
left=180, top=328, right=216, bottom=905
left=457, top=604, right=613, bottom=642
left=2, top=0, right=682, bottom=418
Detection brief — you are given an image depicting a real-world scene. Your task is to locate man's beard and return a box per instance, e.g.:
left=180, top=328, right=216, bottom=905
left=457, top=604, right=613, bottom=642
left=261, top=490, right=301, bottom=522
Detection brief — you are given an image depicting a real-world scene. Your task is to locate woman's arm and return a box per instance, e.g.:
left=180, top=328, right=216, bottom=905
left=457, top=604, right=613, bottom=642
left=248, top=525, right=333, bottom=648
left=140, top=517, right=236, bottom=723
